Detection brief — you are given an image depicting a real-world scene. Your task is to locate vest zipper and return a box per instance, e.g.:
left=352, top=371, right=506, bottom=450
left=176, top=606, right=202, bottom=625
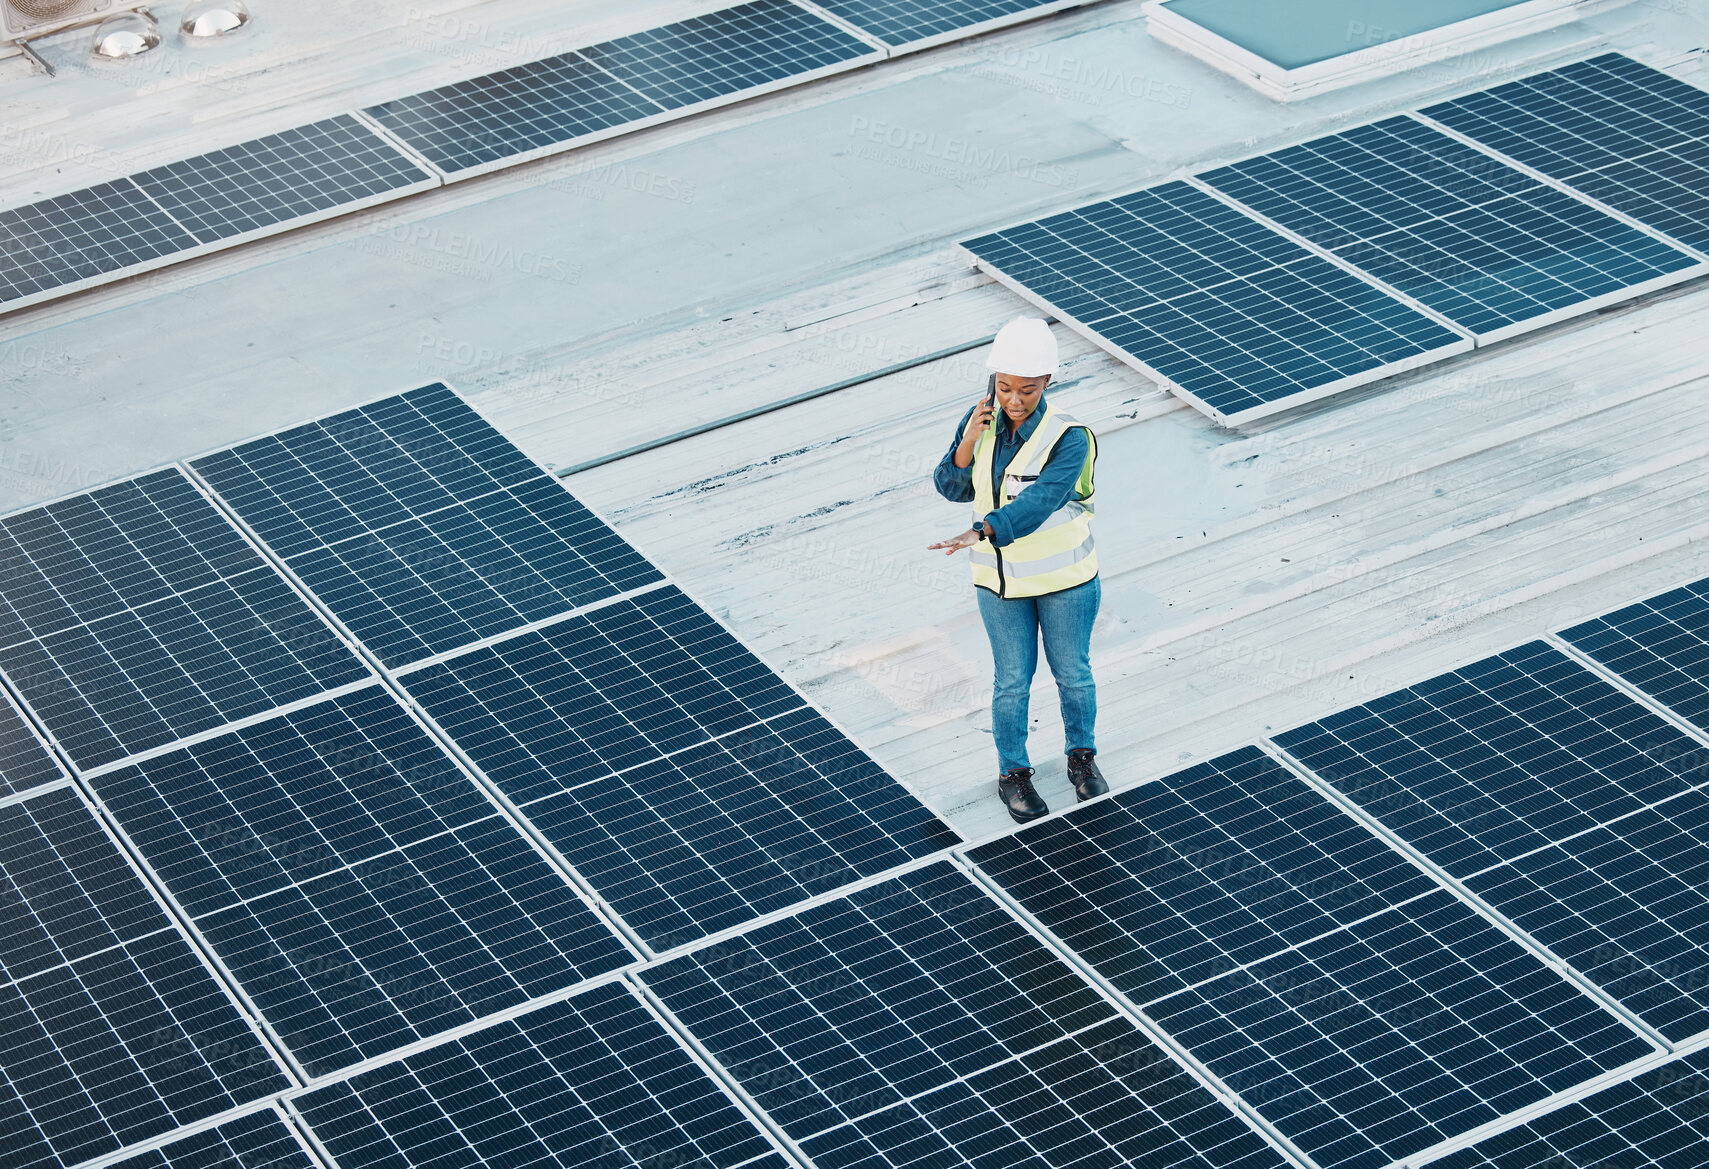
left=992, top=538, right=1008, bottom=599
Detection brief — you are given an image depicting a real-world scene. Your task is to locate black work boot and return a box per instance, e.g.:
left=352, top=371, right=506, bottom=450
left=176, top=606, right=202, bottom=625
left=997, top=766, right=1048, bottom=823
left=1067, top=748, right=1107, bottom=801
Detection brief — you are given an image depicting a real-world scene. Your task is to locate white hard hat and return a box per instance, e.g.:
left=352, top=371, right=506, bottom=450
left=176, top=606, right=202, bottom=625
left=986, top=317, right=1058, bottom=377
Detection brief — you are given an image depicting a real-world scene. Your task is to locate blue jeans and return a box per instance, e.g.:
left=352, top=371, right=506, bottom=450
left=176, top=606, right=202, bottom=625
left=976, top=575, right=1099, bottom=774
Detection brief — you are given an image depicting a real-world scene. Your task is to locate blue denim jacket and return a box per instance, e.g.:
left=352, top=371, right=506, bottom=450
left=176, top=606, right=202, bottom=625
left=933, top=394, right=1090, bottom=546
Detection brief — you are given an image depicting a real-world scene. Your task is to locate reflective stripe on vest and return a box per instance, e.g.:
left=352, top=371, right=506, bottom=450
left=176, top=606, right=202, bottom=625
left=970, top=402, right=1097, bottom=599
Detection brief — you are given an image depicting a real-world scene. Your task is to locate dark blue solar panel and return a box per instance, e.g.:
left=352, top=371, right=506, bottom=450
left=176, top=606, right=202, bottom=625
left=108, top=1109, right=314, bottom=1169
left=0, top=468, right=365, bottom=770
left=1560, top=575, right=1709, bottom=735
left=130, top=116, right=434, bottom=244
left=645, top=862, right=1288, bottom=1167
left=402, top=586, right=806, bottom=803
left=1200, top=116, right=1699, bottom=337
left=1429, top=1046, right=1709, bottom=1168
left=0, top=179, right=198, bottom=307
left=295, top=981, right=781, bottom=1169
left=408, top=597, right=957, bottom=948
left=0, top=788, right=288, bottom=1169
left=811, top=0, right=1072, bottom=47
left=0, top=687, right=62, bottom=797
left=580, top=0, right=876, bottom=112
left=970, top=745, right=1441, bottom=1006
left=1273, top=640, right=1709, bottom=877
left=88, top=683, right=635, bottom=1080
left=1466, top=786, right=1709, bottom=1042
left=363, top=52, right=666, bottom=175
left=962, top=180, right=1466, bottom=423
left=1146, top=888, right=1653, bottom=1169
left=191, top=383, right=662, bottom=667
left=90, top=687, right=632, bottom=1077
left=1423, top=53, right=1709, bottom=251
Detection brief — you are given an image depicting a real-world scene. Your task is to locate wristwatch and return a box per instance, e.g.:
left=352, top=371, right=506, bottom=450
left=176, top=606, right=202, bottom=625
left=973, top=520, right=990, bottom=541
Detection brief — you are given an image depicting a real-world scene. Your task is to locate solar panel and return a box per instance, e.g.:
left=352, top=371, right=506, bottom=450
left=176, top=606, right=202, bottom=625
left=1272, top=640, right=1709, bottom=878
left=1422, top=53, right=1709, bottom=252
left=1558, top=574, right=1709, bottom=734
left=0, top=179, right=198, bottom=310
left=0, top=786, right=288, bottom=1169
left=1144, top=887, right=1652, bottom=1169
left=107, top=1109, right=316, bottom=1169
left=294, top=980, right=784, bottom=1169
left=580, top=0, right=878, bottom=112
left=1426, top=1047, right=1709, bottom=1168
left=807, top=0, right=1084, bottom=51
left=190, top=383, right=662, bottom=668
left=969, top=745, right=1443, bottom=1007
left=643, top=861, right=1291, bottom=1168
left=88, top=686, right=634, bottom=1077
left=362, top=52, right=667, bottom=176
left=1199, top=116, right=1701, bottom=339
left=0, top=468, right=367, bottom=771
left=0, top=686, right=64, bottom=797
left=129, top=116, right=437, bottom=244
left=1465, top=786, right=1709, bottom=1042
left=405, top=587, right=958, bottom=948
left=961, top=180, right=1469, bottom=424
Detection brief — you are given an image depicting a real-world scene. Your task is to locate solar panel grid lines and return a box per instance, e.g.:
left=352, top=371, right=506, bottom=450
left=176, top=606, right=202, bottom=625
left=0, top=681, right=68, bottom=798
left=127, top=116, right=439, bottom=247
left=965, top=744, right=1451, bottom=1010
left=84, top=684, right=637, bottom=1080
left=96, top=1106, right=320, bottom=1169
left=1197, top=114, right=1704, bottom=343
left=359, top=48, right=671, bottom=178
left=288, top=978, right=792, bottom=1169
left=0, top=466, right=370, bottom=772
left=187, top=382, right=665, bottom=668
left=1421, top=52, right=1709, bottom=254
left=1409, top=105, right=1709, bottom=271
left=960, top=179, right=1472, bottom=425
left=401, top=585, right=959, bottom=954
left=0, top=179, right=200, bottom=312
left=0, top=785, right=295, bottom=1169
left=1414, top=1044, right=1709, bottom=1168
left=640, top=860, right=1299, bottom=1169
left=959, top=745, right=1673, bottom=1169
left=1185, top=173, right=1474, bottom=338
left=578, top=0, right=881, bottom=114
left=1270, top=639, right=1709, bottom=880
left=1551, top=573, right=1709, bottom=743
left=797, top=0, right=1092, bottom=53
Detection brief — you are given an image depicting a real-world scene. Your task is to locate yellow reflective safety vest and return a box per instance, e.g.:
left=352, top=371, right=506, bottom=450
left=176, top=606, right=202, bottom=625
left=969, top=402, right=1097, bottom=598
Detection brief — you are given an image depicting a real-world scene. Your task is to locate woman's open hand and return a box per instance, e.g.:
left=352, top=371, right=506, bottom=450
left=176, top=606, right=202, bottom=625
left=927, top=528, right=981, bottom=555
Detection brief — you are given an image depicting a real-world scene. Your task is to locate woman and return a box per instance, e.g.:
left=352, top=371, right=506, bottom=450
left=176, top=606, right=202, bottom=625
left=928, top=317, right=1105, bottom=823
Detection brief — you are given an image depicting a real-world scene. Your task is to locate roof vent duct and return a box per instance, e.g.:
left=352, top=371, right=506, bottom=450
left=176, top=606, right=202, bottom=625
left=90, top=8, right=157, bottom=56
left=180, top=0, right=247, bottom=38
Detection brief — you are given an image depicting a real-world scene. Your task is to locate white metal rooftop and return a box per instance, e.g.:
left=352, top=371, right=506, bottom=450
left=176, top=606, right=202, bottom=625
left=4, top=0, right=1709, bottom=854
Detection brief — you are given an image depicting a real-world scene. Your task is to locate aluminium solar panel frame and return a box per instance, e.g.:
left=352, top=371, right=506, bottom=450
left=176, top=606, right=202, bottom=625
left=1142, top=0, right=1593, bottom=103
left=1193, top=113, right=1709, bottom=347
left=71, top=1103, right=325, bottom=1169
left=955, top=201, right=1476, bottom=428
left=0, top=141, right=441, bottom=320
left=357, top=4, right=890, bottom=185
left=273, top=972, right=804, bottom=1166
left=66, top=674, right=647, bottom=1080
left=0, top=464, right=384, bottom=779
left=1411, top=101, right=1709, bottom=272
left=0, top=778, right=302, bottom=1106
left=794, top=0, right=1103, bottom=56
left=178, top=381, right=960, bottom=962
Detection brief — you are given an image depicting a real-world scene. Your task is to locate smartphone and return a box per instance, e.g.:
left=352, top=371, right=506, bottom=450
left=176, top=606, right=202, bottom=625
left=984, top=373, right=996, bottom=410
